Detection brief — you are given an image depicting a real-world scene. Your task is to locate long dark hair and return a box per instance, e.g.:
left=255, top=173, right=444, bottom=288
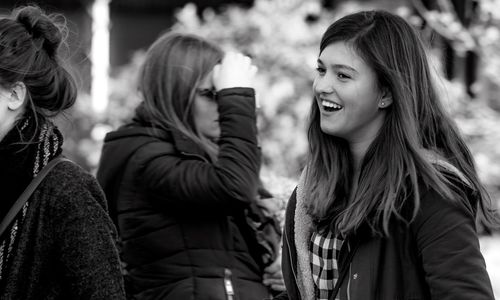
left=0, top=5, right=76, bottom=130
left=137, top=32, right=223, bottom=160
left=305, top=10, right=497, bottom=236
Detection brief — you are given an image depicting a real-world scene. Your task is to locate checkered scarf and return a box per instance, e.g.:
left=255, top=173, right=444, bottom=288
left=310, top=230, right=344, bottom=300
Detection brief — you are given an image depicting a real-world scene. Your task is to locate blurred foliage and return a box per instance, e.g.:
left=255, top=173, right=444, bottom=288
left=411, top=0, right=500, bottom=90
left=62, top=0, right=500, bottom=205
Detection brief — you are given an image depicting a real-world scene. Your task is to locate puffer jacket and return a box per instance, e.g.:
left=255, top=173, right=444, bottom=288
left=276, top=167, right=495, bottom=300
left=97, top=88, right=271, bottom=300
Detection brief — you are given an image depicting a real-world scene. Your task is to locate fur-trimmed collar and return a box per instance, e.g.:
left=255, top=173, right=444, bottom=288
left=294, top=168, right=315, bottom=300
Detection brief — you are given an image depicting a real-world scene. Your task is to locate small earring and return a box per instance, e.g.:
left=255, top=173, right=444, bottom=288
left=381, top=102, right=385, bottom=106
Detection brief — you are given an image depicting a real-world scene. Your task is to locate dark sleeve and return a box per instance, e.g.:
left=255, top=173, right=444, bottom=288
left=411, top=188, right=495, bottom=300
left=280, top=188, right=299, bottom=300
left=139, top=88, right=260, bottom=211
left=52, top=166, right=126, bottom=299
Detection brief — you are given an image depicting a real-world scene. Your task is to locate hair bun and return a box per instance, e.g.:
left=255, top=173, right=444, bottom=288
left=15, top=6, right=64, bottom=58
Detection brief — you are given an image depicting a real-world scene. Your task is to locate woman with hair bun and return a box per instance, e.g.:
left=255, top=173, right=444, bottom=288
left=0, top=6, right=125, bottom=299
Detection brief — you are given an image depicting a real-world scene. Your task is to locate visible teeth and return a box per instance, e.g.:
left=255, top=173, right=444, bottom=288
left=321, top=100, right=342, bottom=110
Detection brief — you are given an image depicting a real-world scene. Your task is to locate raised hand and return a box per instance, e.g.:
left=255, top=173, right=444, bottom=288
left=212, top=52, right=258, bottom=91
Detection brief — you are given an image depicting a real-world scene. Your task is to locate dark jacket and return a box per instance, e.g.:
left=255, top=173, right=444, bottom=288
left=276, top=168, right=495, bottom=300
left=97, top=88, right=271, bottom=300
left=1, top=160, right=126, bottom=300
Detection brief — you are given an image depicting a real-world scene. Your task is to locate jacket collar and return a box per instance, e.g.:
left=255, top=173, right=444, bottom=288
left=294, top=168, right=316, bottom=300
left=131, top=104, right=209, bottom=160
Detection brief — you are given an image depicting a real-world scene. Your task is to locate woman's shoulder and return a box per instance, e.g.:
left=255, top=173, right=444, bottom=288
left=412, top=171, right=477, bottom=232
left=38, top=159, right=108, bottom=211
left=422, top=163, right=476, bottom=208
left=414, top=154, right=476, bottom=211
left=44, top=159, right=99, bottom=187
left=132, top=138, right=176, bottom=160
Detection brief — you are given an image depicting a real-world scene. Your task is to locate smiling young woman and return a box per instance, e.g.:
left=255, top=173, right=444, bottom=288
left=276, top=10, right=497, bottom=300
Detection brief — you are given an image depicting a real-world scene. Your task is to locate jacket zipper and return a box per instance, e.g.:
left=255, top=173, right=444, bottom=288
left=224, top=268, right=235, bottom=300
left=347, top=241, right=351, bottom=300
left=347, top=264, right=352, bottom=300
left=284, top=228, right=300, bottom=294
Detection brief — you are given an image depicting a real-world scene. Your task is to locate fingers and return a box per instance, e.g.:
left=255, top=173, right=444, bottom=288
left=263, top=277, right=283, bottom=285
left=263, top=277, right=286, bottom=292
left=249, top=64, right=258, bottom=78
left=212, top=64, right=221, bottom=83
left=263, top=262, right=284, bottom=283
left=271, top=283, right=286, bottom=292
left=263, top=257, right=285, bottom=292
left=212, top=52, right=258, bottom=91
left=264, top=256, right=281, bottom=274
left=256, top=197, right=280, bottom=217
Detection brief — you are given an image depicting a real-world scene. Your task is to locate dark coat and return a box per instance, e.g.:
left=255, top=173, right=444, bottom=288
left=276, top=169, right=495, bottom=300
left=1, top=160, right=126, bottom=300
left=97, top=88, right=270, bottom=300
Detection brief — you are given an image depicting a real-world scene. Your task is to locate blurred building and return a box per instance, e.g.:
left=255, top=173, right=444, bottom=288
left=109, top=0, right=253, bottom=67
left=0, top=0, right=253, bottom=89
left=2, top=0, right=480, bottom=97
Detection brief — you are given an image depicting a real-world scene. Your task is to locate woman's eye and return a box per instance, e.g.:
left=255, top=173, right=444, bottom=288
left=196, top=88, right=218, bottom=101
left=315, top=67, right=326, bottom=74
left=337, top=73, right=351, bottom=79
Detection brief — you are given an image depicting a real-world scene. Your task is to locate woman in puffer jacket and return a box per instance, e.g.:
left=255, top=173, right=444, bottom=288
left=97, top=32, right=282, bottom=299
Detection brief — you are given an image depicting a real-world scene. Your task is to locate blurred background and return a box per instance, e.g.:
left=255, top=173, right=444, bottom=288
left=1, top=0, right=499, bottom=297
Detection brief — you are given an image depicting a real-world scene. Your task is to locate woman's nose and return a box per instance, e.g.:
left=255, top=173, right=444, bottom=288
left=314, top=76, right=335, bottom=94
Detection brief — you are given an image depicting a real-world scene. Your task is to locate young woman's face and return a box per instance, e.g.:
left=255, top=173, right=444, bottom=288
left=313, top=41, right=387, bottom=145
left=193, top=72, right=220, bottom=141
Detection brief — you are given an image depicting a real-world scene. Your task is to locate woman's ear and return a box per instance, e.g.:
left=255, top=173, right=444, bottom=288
left=378, top=89, right=393, bottom=109
left=8, top=82, right=27, bottom=111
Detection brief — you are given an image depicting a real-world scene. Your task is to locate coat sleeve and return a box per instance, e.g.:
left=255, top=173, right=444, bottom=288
left=52, top=165, right=126, bottom=299
left=137, top=88, right=260, bottom=211
left=411, top=187, right=495, bottom=300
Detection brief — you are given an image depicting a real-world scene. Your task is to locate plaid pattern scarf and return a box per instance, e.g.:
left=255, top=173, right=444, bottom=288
left=310, top=230, right=344, bottom=300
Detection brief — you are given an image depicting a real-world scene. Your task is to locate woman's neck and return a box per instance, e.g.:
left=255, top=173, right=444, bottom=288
left=348, top=139, right=372, bottom=200
left=349, top=139, right=371, bottom=172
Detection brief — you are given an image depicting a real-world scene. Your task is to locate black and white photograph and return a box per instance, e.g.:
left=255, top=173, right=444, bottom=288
left=0, top=0, right=499, bottom=299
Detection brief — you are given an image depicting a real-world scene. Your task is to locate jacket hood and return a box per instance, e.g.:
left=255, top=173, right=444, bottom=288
left=97, top=125, right=169, bottom=188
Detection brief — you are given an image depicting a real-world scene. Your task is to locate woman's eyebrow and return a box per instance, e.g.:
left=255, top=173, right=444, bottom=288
left=317, top=59, right=358, bottom=73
